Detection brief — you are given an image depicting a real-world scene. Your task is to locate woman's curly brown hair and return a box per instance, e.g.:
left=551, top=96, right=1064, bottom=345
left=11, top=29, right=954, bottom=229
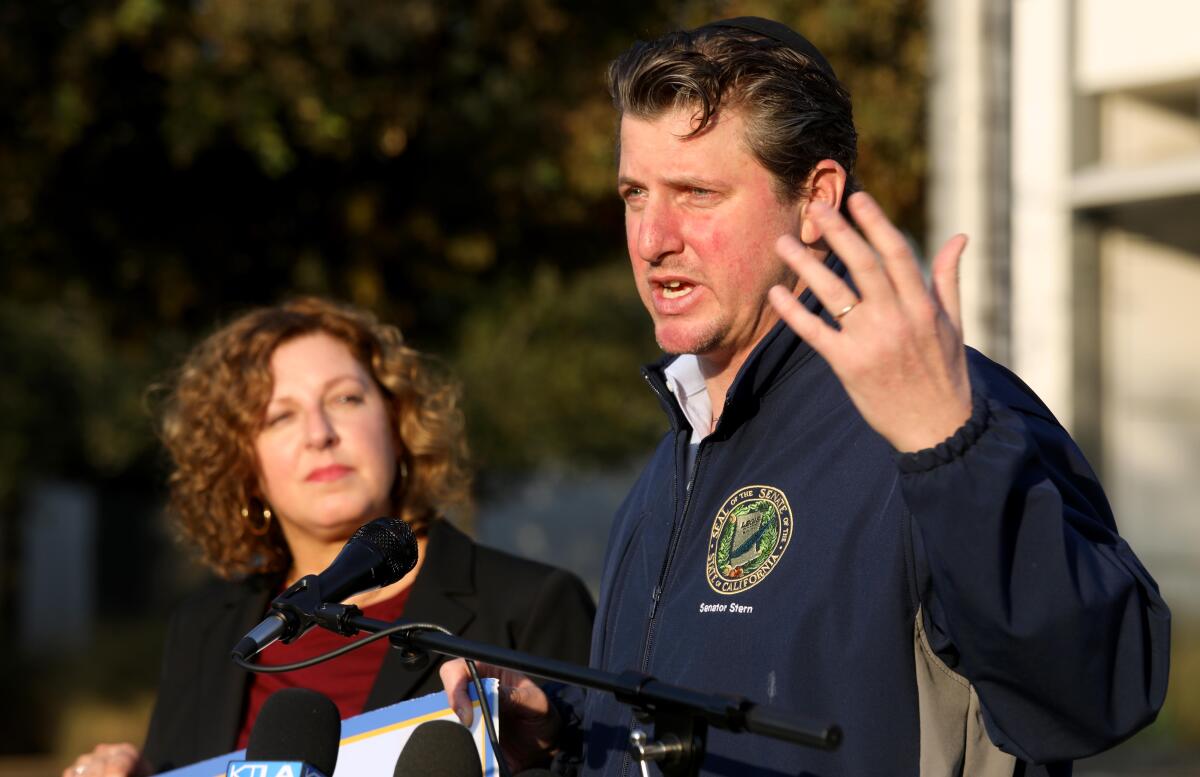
left=157, top=297, right=472, bottom=579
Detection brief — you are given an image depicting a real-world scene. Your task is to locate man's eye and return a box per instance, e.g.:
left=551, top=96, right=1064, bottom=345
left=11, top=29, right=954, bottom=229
left=621, top=187, right=645, bottom=201
left=689, top=187, right=714, bottom=197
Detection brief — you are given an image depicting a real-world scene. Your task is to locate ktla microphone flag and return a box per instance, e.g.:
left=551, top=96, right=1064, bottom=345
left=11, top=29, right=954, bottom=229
left=160, top=679, right=500, bottom=777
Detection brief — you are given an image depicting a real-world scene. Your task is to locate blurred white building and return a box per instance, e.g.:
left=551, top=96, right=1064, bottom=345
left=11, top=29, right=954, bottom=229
left=930, top=0, right=1200, bottom=614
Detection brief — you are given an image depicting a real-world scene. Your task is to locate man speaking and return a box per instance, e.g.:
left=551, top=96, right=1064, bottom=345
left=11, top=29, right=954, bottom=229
left=444, top=17, right=1170, bottom=776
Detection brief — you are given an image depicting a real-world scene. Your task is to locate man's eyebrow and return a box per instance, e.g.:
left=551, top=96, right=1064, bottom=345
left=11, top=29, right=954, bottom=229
left=617, top=174, right=726, bottom=190
left=665, top=174, right=724, bottom=190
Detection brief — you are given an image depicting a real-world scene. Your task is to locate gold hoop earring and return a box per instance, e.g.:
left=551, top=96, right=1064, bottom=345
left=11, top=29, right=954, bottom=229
left=242, top=503, right=272, bottom=536
left=390, top=458, right=410, bottom=513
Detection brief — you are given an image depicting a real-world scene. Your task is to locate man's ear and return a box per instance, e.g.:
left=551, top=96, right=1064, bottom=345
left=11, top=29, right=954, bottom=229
left=798, top=160, right=848, bottom=245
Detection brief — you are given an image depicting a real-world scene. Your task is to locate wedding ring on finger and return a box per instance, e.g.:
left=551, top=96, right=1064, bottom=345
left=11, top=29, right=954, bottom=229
left=834, top=302, right=858, bottom=320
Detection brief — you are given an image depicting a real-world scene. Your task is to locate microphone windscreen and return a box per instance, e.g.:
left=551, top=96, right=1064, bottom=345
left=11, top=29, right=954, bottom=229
left=393, top=720, right=482, bottom=777
left=246, top=688, right=341, bottom=776
left=353, top=517, right=419, bottom=584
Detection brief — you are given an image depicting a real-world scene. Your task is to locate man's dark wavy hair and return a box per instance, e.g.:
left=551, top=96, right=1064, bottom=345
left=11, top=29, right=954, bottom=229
left=607, top=23, right=859, bottom=204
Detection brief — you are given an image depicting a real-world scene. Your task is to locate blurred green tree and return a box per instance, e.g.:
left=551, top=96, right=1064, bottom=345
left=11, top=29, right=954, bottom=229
left=0, top=0, right=926, bottom=502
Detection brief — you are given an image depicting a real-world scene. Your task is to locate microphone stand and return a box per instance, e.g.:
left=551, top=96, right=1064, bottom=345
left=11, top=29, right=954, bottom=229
left=303, top=601, right=841, bottom=777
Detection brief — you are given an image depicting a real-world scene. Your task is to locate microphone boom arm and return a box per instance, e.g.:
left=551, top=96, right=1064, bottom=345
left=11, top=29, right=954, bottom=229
left=332, top=609, right=842, bottom=764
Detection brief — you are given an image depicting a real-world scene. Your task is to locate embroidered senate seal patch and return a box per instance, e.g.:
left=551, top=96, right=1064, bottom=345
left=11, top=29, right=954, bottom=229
left=706, top=484, right=793, bottom=595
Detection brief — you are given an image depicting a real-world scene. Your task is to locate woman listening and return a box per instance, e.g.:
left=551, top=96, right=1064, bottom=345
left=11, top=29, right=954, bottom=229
left=64, top=297, right=595, bottom=776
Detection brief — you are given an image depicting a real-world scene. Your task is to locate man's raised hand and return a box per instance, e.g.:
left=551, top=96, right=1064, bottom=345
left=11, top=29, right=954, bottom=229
left=768, top=192, right=972, bottom=453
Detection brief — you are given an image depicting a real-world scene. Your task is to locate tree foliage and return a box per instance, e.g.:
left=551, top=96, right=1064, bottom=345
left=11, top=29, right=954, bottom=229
left=0, top=0, right=926, bottom=504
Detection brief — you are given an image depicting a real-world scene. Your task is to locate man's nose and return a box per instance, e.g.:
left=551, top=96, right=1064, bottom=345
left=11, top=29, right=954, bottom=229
left=637, top=198, right=684, bottom=263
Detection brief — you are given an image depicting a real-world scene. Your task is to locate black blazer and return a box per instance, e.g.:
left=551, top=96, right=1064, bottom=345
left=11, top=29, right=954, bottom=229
left=141, top=520, right=596, bottom=772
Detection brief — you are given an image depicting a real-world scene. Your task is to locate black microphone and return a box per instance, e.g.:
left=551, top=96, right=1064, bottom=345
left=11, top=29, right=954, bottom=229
left=233, top=516, right=418, bottom=661
left=225, top=687, right=341, bottom=777
left=393, top=720, right=482, bottom=777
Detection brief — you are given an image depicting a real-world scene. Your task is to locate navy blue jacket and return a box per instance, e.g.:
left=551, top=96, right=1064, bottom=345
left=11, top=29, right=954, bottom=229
left=579, top=287, right=1170, bottom=776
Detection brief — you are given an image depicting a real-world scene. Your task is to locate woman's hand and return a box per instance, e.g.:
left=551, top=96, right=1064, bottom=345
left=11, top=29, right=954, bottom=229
left=438, top=658, right=561, bottom=773
left=62, top=743, right=151, bottom=777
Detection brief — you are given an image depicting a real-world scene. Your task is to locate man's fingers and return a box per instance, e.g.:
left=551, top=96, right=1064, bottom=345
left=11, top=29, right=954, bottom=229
left=846, top=193, right=927, bottom=304
left=503, top=680, right=550, bottom=719
left=931, top=233, right=968, bottom=332
left=768, top=286, right=838, bottom=355
left=776, top=234, right=859, bottom=315
left=438, top=658, right=476, bottom=726
left=805, top=200, right=891, bottom=302
left=439, top=660, right=544, bottom=729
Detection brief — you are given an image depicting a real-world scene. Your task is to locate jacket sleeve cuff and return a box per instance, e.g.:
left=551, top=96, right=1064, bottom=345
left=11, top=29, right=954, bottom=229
left=895, top=391, right=991, bottom=473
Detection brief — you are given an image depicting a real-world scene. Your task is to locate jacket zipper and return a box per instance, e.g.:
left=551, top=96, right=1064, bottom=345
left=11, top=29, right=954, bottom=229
left=645, top=445, right=704, bottom=631
left=622, top=373, right=710, bottom=776
left=648, top=393, right=732, bottom=634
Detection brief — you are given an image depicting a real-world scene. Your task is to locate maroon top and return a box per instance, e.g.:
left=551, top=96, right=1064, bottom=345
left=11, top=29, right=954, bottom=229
left=236, top=587, right=413, bottom=749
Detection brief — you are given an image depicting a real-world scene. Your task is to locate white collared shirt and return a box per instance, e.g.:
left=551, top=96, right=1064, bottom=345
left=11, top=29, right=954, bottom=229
left=662, top=354, right=712, bottom=476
